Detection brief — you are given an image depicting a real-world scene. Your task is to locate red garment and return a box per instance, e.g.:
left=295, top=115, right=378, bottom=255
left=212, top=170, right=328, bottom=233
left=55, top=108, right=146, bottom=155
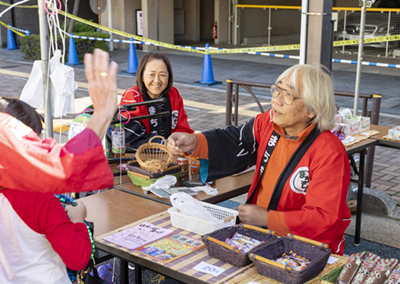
left=119, top=85, right=193, bottom=134
left=0, top=189, right=90, bottom=283
left=192, top=110, right=351, bottom=255
left=249, top=110, right=351, bottom=254
left=0, top=113, right=113, bottom=193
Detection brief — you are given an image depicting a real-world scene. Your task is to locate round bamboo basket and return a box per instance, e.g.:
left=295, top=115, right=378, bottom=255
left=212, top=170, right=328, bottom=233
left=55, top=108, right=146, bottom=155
left=135, top=136, right=173, bottom=173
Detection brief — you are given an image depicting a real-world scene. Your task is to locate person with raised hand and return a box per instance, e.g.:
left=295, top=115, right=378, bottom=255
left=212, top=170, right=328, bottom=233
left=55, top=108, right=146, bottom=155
left=0, top=48, right=118, bottom=194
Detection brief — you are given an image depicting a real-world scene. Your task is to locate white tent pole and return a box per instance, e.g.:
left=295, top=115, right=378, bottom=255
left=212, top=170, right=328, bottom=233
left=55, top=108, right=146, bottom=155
left=38, top=0, right=53, bottom=137
left=299, top=0, right=309, bottom=65
left=354, top=0, right=367, bottom=116
left=107, top=0, right=113, bottom=51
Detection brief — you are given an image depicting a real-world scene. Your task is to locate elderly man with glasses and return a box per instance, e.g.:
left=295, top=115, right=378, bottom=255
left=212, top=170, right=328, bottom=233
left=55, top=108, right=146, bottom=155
left=167, top=64, right=351, bottom=255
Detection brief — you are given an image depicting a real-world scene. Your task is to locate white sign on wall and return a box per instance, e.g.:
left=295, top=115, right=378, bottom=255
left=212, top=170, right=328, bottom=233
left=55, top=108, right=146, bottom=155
left=136, top=10, right=143, bottom=36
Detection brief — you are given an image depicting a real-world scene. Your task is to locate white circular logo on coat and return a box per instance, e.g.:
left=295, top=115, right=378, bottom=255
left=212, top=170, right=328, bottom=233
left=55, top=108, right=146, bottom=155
left=171, top=110, right=178, bottom=129
left=289, top=167, right=310, bottom=195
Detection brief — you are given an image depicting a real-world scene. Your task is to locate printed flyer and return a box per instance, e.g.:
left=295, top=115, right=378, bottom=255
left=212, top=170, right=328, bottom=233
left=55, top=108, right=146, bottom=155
left=136, top=233, right=204, bottom=263
left=102, top=222, right=174, bottom=250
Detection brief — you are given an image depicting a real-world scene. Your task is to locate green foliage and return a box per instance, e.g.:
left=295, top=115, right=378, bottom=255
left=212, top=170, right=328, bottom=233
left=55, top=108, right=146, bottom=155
left=20, top=34, right=41, bottom=61
left=61, top=19, right=96, bottom=33
left=19, top=32, right=110, bottom=61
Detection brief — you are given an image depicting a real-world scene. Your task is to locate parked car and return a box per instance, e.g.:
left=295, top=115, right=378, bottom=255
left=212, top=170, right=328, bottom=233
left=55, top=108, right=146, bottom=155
left=334, top=12, right=400, bottom=48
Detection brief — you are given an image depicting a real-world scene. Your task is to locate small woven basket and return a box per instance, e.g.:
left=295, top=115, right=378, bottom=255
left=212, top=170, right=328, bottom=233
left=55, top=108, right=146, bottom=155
left=249, top=234, right=331, bottom=284
left=201, top=224, right=278, bottom=267
left=135, top=136, right=173, bottom=173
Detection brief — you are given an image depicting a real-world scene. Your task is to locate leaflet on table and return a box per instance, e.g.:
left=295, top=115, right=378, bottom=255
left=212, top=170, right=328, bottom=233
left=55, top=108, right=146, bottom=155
left=136, top=233, right=204, bottom=263
left=102, top=222, right=174, bottom=250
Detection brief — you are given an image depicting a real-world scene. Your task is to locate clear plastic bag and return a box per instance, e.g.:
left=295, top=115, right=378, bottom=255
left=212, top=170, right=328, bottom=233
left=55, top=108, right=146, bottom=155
left=170, top=192, right=221, bottom=223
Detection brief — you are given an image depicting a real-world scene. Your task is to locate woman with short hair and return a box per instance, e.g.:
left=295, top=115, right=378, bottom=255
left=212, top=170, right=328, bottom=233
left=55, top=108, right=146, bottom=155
left=119, top=53, right=193, bottom=151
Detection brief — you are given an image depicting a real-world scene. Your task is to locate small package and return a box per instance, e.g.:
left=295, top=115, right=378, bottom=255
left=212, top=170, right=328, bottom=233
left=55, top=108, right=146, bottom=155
left=332, top=124, right=346, bottom=140
left=384, top=263, right=400, bottom=284
left=337, top=251, right=366, bottom=284
left=342, top=119, right=360, bottom=136
left=362, top=258, right=397, bottom=284
left=388, top=126, right=400, bottom=141
left=339, top=108, right=353, bottom=120
left=359, top=117, right=371, bottom=132
left=335, top=113, right=343, bottom=124
left=350, top=252, right=381, bottom=284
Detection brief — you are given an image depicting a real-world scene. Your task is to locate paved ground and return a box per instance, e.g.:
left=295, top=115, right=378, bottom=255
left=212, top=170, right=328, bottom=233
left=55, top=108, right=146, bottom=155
left=2, top=46, right=400, bottom=282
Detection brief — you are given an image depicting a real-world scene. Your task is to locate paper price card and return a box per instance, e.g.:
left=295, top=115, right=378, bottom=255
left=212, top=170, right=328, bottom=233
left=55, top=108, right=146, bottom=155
left=328, top=256, right=339, bottom=264
left=193, top=261, right=225, bottom=277
left=103, top=222, right=173, bottom=250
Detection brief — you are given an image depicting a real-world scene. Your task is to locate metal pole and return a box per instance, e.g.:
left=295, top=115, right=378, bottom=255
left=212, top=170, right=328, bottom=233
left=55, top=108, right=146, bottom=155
left=233, top=1, right=239, bottom=45
left=342, top=10, right=347, bottom=54
left=38, top=0, right=53, bottom=138
left=385, top=11, right=391, bottom=58
left=98, top=0, right=101, bottom=26
left=156, top=0, right=159, bottom=51
left=267, top=8, right=271, bottom=46
left=107, top=0, right=113, bottom=51
left=299, top=0, right=309, bottom=64
left=228, top=0, right=232, bottom=44
left=354, top=0, right=367, bottom=116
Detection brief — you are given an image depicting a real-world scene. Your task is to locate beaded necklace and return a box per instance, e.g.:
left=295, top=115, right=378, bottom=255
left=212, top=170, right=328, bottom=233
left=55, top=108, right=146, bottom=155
left=55, top=194, right=96, bottom=282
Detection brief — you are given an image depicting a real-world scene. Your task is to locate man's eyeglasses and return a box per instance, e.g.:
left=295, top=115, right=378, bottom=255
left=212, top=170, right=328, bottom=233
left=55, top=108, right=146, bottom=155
left=270, top=84, right=304, bottom=106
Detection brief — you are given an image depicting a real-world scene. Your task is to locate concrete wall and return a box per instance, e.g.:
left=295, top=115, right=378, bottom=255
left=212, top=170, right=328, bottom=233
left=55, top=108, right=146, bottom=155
left=102, top=0, right=141, bottom=50
left=175, top=0, right=200, bottom=42
left=142, top=0, right=174, bottom=51
left=200, top=0, right=214, bottom=41
left=215, top=0, right=229, bottom=44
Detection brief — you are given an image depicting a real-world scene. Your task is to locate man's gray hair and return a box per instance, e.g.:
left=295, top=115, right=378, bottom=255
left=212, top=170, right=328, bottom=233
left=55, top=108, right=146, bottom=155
left=276, top=64, right=336, bottom=132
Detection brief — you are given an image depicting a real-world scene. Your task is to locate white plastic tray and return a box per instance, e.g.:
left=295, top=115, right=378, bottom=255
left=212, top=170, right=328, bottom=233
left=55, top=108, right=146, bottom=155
left=168, top=202, right=239, bottom=235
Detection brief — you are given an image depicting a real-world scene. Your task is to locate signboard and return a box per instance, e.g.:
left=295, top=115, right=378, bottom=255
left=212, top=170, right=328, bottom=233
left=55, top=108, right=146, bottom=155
left=136, top=9, right=143, bottom=36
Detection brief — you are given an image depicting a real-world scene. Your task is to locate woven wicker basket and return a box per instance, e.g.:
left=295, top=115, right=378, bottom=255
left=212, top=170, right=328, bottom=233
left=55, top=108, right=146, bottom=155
left=201, top=224, right=278, bottom=267
left=135, top=136, right=173, bottom=173
left=249, top=234, right=331, bottom=284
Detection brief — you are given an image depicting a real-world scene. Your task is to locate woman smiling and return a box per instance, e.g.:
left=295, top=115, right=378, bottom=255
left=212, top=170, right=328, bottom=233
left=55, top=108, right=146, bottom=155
left=119, top=53, right=193, bottom=151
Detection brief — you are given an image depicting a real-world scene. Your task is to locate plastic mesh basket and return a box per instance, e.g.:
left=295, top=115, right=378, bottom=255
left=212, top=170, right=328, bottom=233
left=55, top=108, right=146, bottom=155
left=201, top=224, right=278, bottom=267
left=168, top=202, right=238, bottom=235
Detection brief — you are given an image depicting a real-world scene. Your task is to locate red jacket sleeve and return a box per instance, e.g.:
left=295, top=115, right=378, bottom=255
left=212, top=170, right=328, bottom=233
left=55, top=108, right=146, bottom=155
left=3, top=189, right=92, bottom=271
left=0, top=113, right=113, bottom=193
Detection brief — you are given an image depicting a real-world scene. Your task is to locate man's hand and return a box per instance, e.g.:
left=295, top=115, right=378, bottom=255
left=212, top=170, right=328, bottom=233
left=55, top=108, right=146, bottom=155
left=238, top=204, right=269, bottom=228
left=84, top=48, right=118, bottom=140
left=167, top=132, right=198, bottom=154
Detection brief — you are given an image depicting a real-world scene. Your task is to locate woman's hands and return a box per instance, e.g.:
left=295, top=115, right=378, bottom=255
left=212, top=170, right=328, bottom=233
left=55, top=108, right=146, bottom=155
left=66, top=200, right=87, bottom=224
left=167, top=132, right=198, bottom=154
left=238, top=204, right=269, bottom=228
left=84, top=48, right=119, bottom=140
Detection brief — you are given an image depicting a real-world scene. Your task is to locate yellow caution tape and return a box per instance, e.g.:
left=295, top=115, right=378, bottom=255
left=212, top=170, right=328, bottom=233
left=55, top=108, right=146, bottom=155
left=0, top=1, right=37, bottom=8
left=0, top=20, right=25, bottom=37
left=333, top=34, right=400, bottom=47
left=2, top=1, right=399, bottom=54
left=59, top=11, right=206, bottom=55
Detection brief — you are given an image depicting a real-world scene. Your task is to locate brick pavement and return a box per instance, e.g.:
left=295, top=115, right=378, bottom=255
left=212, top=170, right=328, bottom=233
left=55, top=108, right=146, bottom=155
left=1, top=57, right=400, bottom=208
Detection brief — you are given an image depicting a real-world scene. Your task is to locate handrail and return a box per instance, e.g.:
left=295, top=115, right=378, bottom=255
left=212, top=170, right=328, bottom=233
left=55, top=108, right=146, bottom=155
left=235, top=5, right=400, bottom=13
left=225, top=79, right=380, bottom=127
